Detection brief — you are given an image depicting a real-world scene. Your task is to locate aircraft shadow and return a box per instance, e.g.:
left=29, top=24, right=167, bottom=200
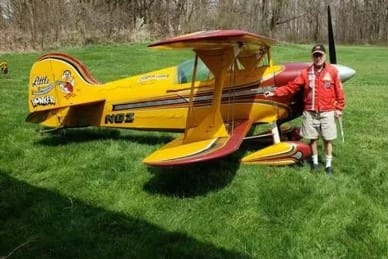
left=144, top=154, right=241, bottom=198
left=34, top=128, right=243, bottom=198
left=36, top=127, right=174, bottom=146
left=0, top=170, right=248, bottom=258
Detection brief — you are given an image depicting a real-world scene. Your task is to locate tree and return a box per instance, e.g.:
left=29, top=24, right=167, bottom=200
left=0, top=0, right=387, bottom=51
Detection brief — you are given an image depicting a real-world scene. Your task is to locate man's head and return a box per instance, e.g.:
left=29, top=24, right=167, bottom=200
left=311, top=44, right=326, bottom=67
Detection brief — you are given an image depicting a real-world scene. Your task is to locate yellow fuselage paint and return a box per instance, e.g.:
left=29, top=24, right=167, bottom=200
left=28, top=58, right=287, bottom=131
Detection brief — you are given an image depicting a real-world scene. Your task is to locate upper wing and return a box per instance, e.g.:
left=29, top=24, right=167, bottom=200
left=150, top=29, right=277, bottom=80
left=148, top=29, right=277, bottom=50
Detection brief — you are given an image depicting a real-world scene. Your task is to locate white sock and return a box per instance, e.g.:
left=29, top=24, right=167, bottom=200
left=326, top=155, right=332, bottom=168
left=312, top=154, right=318, bottom=165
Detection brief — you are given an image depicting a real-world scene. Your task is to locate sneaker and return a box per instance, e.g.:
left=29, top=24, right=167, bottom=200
left=311, top=164, right=319, bottom=173
left=325, top=167, right=333, bottom=175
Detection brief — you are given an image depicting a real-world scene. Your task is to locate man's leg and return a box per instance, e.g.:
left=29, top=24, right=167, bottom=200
left=311, top=139, right=319, bottom=166
left=301, top=111, right=320, bottom=171
left=321, top=111, right=336, bottom=174
left=324, top=140, right=333, bottom=173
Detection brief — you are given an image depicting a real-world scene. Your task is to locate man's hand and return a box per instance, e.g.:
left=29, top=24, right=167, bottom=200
left=335, top=110, right=343, bottom=118
left=264, top=91, right=275, bottom=98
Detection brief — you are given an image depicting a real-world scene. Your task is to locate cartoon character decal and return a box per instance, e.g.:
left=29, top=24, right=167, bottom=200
left=30, top=70, right=77, bottom=107
left=59, top=70, right=76, bottom=98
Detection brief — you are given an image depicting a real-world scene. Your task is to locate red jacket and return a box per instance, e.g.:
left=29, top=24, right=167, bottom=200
left=275, top=63, right=345, bottom=112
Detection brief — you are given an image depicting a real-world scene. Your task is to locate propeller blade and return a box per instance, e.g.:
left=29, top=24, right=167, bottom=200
left=327, top=5, right=337, bottom=64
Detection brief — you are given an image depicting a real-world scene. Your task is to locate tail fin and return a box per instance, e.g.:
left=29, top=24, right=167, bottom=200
left=27, top=53, right=104, bottom=128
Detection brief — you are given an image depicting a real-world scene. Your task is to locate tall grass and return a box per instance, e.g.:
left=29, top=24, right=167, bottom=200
left=1, top=43, right=387, bottom=258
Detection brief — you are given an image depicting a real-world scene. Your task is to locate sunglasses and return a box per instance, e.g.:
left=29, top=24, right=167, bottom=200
left=313, top=53, right=324, bottom=58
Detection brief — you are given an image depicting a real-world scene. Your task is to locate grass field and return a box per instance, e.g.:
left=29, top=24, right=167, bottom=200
left=1, top=43, right=387, bottom=258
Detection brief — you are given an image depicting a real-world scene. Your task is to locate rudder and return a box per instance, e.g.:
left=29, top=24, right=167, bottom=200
left=27, top=53, right=102, bottom=128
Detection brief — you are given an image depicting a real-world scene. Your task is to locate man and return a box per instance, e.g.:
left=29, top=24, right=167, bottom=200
left=265, top=44, right=345, bottom=174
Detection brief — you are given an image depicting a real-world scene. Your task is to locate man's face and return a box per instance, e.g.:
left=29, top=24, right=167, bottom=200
left=312, top=52, right=326, bottom=67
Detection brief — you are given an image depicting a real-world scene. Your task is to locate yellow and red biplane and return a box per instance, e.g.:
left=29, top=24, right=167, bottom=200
left=26, top=30, right=355, bottom=167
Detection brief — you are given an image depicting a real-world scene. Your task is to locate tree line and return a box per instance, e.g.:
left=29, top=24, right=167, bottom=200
left=0, top=0, right=387, bottom=51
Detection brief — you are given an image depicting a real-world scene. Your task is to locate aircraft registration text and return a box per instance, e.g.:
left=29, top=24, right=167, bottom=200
left=105, top=113, right=135, bottom=124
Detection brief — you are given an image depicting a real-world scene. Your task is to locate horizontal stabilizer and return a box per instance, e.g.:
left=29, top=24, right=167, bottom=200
left=143, top=120, right=252, bottom=167
left=26, top=109, right=54, bottom=124
left=26, top=100, right=105, bottom=128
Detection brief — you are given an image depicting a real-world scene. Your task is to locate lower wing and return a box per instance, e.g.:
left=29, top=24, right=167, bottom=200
left=143, top=119, right=252, bottom=167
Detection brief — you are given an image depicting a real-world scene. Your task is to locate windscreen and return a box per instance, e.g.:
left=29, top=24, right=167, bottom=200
left=177, top=58, right=213, bottom=84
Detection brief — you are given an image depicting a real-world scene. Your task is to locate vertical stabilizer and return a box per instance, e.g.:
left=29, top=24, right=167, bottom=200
left=27, top=53, right=102, bottom=127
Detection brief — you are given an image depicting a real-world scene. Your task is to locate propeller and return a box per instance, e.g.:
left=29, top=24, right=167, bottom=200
left=327, top=5, right=337, bottom=64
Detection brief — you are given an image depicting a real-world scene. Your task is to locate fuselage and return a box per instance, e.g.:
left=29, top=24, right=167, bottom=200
left=97, top=60, right=354, bottom=131
left=99, top=61, right=290, bottom=130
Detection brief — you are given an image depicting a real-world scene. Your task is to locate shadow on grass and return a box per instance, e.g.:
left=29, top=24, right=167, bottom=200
left=144, top=154, right=241, bottom=198
left=0, top=171, right=248, bottom=258
left=35, top=128, right=243, bottom=198
left=36, top=127, right=174, bottom=146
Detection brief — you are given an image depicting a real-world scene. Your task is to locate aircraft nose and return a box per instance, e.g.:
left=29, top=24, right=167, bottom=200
left=333, top=64, right=356, bottom=82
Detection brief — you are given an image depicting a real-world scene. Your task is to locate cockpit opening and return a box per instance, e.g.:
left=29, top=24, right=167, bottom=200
left=177, top=58, right=213, bottom=84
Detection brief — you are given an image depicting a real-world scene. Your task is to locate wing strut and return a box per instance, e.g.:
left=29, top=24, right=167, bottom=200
left=143, top=45, right=248, bottom=166
left=182, top=47, right=237, bottom=143
left=184, top=54, right=199, bottom=139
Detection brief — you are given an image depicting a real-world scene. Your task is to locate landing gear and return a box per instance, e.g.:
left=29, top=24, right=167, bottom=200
left=241, top=123, right=310, bottom=165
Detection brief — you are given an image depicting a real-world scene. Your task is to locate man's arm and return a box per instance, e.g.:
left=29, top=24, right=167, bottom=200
left=333, top=70, right=345, bottom=117
left=265, top=72, right=305, bottom=97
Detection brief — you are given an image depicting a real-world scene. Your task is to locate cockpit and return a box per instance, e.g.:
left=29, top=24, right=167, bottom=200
left=176, top=46, right=270, bottom=84
left=177, top=58, right=213, bottom=84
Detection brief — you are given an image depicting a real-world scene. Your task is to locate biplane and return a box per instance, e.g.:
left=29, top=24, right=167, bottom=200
left=26, top=28, right=355, bottom=167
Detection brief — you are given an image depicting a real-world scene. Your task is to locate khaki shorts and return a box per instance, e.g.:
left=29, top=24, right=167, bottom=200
left=300, top=111, right=337, bottom=140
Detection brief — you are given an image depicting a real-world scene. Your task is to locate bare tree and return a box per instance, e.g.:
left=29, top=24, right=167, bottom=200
left=0, top=0, right=387, bottom=51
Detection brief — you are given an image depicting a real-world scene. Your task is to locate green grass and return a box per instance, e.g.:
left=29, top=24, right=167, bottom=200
left=1, top=43, right=388, bottom=258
